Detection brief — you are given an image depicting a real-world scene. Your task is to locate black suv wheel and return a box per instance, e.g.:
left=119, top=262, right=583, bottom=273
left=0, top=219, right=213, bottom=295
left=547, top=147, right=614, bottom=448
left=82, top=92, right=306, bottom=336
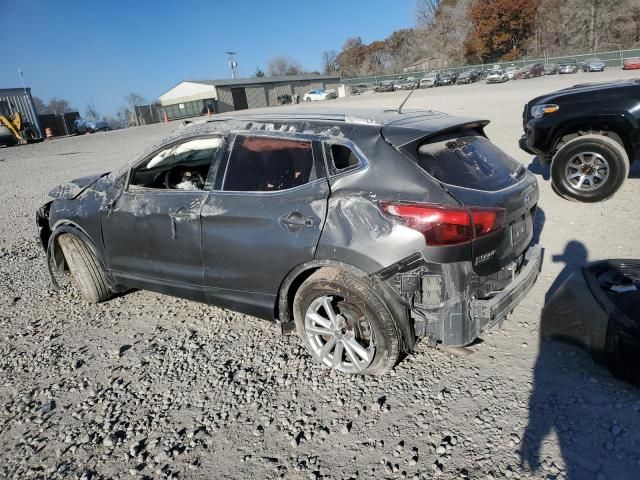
left=551, top=134, right=630, bottom=202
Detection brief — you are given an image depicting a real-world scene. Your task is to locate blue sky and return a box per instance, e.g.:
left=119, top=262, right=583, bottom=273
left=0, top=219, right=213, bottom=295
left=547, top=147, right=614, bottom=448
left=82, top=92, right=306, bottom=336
left=1, top=0, right=415, bottom=117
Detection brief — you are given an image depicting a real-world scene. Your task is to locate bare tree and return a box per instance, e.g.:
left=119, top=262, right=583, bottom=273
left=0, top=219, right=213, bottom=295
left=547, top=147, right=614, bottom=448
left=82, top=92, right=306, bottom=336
left=266, top=56, right=303, bottom=76
left=85, top=101, right=99, bottom=120
left=47, top=98, right=74, bottom=115
left=321, top=50, right=339, bottom=75
left=32, top=96, right=47, bottom=114
left=124, top=93, right=147, bottom=126
left=415, top=0, right=440, bottom=26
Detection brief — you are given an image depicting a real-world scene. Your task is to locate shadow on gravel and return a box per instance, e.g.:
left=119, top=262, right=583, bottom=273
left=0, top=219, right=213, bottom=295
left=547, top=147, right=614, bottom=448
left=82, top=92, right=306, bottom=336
left=522, top=241, right=639, bottom=480
left=527, top=156, right=550, bottom=181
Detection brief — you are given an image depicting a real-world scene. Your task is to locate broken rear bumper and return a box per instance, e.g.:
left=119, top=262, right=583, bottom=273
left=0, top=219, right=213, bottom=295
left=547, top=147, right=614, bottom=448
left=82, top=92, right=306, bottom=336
left=409, top=245, right=542, bottom=347
left=468, top=244, right=542, bottom=339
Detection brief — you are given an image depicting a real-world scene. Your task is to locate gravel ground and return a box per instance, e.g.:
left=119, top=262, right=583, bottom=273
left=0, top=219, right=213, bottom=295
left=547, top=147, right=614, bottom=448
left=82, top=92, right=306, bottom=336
left=1, top=69, right=639, bottom=480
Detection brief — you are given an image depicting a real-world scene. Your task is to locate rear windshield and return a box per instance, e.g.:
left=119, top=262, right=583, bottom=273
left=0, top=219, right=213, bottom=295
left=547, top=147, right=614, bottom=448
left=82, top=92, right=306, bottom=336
left=416, top=133, right=523, bottom=191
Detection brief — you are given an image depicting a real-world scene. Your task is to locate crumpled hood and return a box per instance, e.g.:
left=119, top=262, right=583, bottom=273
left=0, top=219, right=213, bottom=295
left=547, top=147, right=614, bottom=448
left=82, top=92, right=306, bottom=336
left=48, top=172, right=110, bottom=199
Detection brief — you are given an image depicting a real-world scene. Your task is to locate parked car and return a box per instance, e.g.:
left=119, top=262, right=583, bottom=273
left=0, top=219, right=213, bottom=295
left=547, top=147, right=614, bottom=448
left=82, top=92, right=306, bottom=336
left=515, top=63, right=544, bottom=79
left=375, top=81, right=395, bottom=93
left=558, top=59, right=578, bottom=74
left=505, top=66, right=519, bottom=79
left=582, top=58, right=606, bottom=72
left=350, top=84, right=370, bottom=95
left=543, top=63, right=559, bottom=75
left=623, top=57, right=640, bottom=70
left=395, top=78, right=418, bottom=90
left=37, top=107, right=541, bottom=375
left=419, top=72, right=440, bottom=88
left=303, top=89, right=336, bottom=102
left=439, top=72, right=457, bottom=86
left=74, top=118, right=110, bottom=134
left=520, top=78, right=640, bottom=202
left=486, top=69, right=509, bottom=83
left=456, top=69, right=481, bottom=84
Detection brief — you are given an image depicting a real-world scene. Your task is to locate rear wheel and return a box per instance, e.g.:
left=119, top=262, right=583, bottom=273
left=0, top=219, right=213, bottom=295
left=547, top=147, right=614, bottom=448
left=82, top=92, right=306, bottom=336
left=293, top=268, right=400, bottom=375
left=551, top=134, right=629, bottom=202
left=58, top=234, right=112, bottom=303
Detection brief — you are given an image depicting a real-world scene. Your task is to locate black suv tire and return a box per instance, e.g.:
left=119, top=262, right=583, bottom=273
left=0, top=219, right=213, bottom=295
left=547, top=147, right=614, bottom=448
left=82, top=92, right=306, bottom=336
left=551, top=133, right=630, bottom=202
left=293, top=268, right=400, bottom=375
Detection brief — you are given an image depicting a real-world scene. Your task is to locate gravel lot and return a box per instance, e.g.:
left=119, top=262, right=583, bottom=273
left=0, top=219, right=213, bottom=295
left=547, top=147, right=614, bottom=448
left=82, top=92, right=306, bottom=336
left=1, top=69, right=639, bottom=480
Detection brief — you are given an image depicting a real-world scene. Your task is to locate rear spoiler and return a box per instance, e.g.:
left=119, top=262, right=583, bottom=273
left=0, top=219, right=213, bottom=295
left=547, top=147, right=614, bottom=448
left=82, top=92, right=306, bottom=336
left=381, top=117, right=490, bottom=153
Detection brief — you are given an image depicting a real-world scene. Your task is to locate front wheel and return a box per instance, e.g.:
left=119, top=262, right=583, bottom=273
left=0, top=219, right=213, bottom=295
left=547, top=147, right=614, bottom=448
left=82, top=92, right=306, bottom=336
left=58, top=234, right=112, bottom=303
left=293, top=268, right=400, bottom=375
left=551, top=134, right=629, bottom=202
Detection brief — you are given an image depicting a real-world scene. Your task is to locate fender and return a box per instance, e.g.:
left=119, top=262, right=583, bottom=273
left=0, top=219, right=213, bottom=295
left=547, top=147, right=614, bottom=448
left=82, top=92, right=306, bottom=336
left=46, top=221, right=118, bottom=291
left=549, top=112, right=637, bottom=159
left=277, top=259, right=415, bottom=352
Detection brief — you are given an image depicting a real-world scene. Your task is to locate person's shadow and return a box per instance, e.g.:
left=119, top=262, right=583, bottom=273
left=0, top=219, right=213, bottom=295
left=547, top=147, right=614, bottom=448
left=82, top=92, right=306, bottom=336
left=521, top=241, right=640, bottom=479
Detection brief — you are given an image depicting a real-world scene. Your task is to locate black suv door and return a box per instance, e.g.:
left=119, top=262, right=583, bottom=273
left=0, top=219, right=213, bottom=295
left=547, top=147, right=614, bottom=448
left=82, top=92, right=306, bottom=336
left=101, top=136, right=224, bottom=301
left=201, top=133, right=330, bottom=318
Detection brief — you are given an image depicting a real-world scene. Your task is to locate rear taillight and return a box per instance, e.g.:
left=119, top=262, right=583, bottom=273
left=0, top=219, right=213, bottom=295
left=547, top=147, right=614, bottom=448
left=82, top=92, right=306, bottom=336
left=381, top=202, right=504, bottom=246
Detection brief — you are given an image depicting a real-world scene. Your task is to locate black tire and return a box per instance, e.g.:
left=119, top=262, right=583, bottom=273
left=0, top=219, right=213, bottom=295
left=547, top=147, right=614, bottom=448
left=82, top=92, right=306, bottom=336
left=551, top=133, right=629, bottom=202
left=21, top=126, right=39, bottom=143
left=57, top=234, right=112, bottom=303
left=293, top=267, right=400, bottom=375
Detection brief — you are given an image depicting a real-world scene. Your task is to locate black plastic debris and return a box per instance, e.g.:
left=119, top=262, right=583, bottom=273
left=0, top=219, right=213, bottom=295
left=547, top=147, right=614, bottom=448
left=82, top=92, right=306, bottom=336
left=542, top=259, right=640, bottom=386
left=41, top=399, right=56, bottom=414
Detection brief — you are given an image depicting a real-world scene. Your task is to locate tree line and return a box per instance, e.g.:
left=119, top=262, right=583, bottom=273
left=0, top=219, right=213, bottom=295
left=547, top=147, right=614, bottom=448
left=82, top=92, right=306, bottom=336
left=329, top=0, right=640, bottom=78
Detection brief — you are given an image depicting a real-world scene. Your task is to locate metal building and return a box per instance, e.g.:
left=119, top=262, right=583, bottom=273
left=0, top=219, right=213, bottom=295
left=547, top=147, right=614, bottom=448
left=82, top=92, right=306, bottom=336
left=0, top=87, right=43, bottom=137
left=158, top=74, right=341, bottom=120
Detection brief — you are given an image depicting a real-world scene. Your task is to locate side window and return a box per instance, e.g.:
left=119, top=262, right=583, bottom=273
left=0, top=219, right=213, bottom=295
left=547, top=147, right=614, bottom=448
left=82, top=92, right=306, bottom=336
left=223, top=135, right=316, bottom=192
left=329, top=144, right=360, bottom=172
left=130, top=137, right=222, bottom=191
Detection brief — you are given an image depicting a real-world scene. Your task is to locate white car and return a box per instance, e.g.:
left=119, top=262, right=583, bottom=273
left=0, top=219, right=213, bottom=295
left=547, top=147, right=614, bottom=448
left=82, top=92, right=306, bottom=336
left=505, top=66, right=518, bottom=79
left=486, top=69, right=508, bottom=84
left=302, top=88, right=337, bottom=102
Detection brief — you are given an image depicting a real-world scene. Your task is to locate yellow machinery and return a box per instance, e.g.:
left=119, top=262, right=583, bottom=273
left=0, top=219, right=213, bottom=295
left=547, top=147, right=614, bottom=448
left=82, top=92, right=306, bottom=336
left=0, top=100, right=39, bottom=146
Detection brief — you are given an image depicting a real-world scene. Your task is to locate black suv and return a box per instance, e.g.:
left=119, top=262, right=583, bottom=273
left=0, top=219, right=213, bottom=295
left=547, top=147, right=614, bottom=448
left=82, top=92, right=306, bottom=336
left=520, top=79, right=640, bottom=202
left=37, top=107, right=541, bottom=375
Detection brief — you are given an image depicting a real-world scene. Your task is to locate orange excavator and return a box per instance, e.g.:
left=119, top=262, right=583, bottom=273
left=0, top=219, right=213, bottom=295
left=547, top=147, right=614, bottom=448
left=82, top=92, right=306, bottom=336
left=0, top=100, right=40, bottom=147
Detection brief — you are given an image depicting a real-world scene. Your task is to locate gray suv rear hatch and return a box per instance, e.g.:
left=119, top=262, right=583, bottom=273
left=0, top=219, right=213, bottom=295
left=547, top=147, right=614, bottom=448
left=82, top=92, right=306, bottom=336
left=382, top=114, right=539, bottom=276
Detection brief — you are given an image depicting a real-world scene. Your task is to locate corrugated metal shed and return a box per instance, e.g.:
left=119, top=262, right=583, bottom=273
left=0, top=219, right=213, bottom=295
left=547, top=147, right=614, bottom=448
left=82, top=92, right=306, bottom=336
left=0, top=88, right=43, bottom=137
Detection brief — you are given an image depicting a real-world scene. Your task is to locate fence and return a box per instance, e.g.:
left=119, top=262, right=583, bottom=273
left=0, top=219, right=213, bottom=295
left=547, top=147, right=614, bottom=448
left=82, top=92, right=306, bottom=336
left=342, top=47, right=640, bottom=86
left=38, top=112, right=80, bottom=137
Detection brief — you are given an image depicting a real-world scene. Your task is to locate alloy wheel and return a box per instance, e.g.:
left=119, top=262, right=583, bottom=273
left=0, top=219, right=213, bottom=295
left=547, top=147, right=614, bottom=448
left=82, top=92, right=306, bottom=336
left=304, top=295, right=375, bottom=373
left=565, top=151, right=609, bottom=191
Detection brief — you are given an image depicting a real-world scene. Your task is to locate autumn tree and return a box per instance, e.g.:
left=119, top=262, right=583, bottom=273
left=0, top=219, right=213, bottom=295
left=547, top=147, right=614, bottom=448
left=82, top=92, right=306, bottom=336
left=464, top=0, right=537, bottom=62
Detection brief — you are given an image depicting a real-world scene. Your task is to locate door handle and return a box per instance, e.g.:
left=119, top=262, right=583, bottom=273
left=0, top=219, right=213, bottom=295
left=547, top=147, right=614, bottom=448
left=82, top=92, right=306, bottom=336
left=279, top=212, right=313, bottom=232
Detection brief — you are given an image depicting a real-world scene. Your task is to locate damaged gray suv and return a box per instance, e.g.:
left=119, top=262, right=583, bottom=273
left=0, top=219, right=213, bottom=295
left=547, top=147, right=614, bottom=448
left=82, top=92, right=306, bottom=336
left=37, top=107, right=542, bottom=375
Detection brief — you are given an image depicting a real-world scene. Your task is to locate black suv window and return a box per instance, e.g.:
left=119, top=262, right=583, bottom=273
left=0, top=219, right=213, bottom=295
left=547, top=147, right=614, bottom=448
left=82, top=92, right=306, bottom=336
left=223, top=135, right=316, bottom=192
left=417, top=132, right=522, bottom=191
left=130, top=137, right=223, bottom=190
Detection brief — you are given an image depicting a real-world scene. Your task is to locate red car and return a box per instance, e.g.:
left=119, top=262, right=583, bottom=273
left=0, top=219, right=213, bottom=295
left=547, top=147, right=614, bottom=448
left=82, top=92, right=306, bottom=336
left=515, top=63, right=545, bottom=79
left=623, top=57, right=640, bottom=70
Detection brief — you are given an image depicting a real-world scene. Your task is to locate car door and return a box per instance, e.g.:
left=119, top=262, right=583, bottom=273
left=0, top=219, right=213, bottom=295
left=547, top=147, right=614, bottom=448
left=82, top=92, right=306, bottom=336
left=101, top=136, right=225, bottom=301
left=201, top=133, right=330, bottom=319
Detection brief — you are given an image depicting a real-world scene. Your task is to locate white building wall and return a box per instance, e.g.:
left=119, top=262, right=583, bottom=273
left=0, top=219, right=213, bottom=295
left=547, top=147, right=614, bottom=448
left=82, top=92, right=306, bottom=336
left=159, top=82, right=217, bottom=106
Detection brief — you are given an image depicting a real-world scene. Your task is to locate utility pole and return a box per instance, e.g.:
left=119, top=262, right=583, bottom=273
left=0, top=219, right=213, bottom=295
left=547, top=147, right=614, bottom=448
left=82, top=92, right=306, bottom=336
left=226, top=51, right=238, bottom=79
